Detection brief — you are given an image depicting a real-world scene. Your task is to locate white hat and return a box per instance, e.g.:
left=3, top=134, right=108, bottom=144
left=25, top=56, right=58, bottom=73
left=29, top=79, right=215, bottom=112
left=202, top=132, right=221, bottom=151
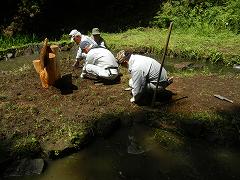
left=69, top=29, right=81, bottom=42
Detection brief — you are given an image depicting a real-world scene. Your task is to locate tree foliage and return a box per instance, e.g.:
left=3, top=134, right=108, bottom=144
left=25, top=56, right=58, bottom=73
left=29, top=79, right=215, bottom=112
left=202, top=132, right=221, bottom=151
left=150, top=0, right=240, bottom=34
left=0, top=0, right=160, bottom=38
left=1, top=0, right=240, bottom=37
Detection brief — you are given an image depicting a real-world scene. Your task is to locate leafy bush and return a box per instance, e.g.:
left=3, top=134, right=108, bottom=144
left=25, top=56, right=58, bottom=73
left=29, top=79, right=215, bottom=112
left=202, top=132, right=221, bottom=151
left=150, top=0, right=240, bottom=34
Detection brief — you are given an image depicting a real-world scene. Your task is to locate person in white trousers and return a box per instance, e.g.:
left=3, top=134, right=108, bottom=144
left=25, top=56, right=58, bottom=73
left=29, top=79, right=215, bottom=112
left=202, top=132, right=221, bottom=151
left=79, top=41, right=119, bottom=81
left=116, top=50, right=173, bottom=103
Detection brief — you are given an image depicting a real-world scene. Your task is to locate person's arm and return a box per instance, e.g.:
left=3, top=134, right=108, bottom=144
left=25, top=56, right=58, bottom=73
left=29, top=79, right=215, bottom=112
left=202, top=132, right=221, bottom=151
left=131, top=69, right=146, bottom=102
left=100, top=41, right=106, bottom=48
left=101, top=38, right=108, bottom=49
left=73, top=47, right=83, bottom=68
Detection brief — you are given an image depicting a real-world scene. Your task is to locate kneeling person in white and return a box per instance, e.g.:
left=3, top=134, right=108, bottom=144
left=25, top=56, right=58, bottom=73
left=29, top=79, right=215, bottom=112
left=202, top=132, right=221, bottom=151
left=80, top=41, right=119, bottom=80
left=116, top=50, right=172, bottom=103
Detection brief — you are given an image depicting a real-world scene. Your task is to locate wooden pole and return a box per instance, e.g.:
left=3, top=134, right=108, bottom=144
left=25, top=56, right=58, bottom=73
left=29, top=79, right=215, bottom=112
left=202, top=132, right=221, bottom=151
left=45, top=53, right=57, bottom=85
left=151, top=22, right=173, bottom=107
left=33, top=59, right=42, bottom=74
left=50, top=45, right=61, bottom=79
left=39, top=38, right=48, bottom=69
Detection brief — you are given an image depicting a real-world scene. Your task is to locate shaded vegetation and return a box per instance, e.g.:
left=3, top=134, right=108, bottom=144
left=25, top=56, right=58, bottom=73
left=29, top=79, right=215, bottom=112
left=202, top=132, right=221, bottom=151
left=0, top=0, right=160, bottom=37
left=1, top=0, right=240, bottom=37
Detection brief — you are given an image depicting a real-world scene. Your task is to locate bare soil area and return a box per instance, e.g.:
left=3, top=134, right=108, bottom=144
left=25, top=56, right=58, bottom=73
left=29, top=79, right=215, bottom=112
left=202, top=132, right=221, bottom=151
left=0, top=52, right=240, bottom=162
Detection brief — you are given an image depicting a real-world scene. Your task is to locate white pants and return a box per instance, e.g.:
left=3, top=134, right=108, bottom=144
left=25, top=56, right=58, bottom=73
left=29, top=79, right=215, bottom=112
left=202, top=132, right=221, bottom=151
left=128, top=78, right=167, bottom=90
left=128, top=79, right=160, bottom=90
left=83, top=64, right=118, bottom=80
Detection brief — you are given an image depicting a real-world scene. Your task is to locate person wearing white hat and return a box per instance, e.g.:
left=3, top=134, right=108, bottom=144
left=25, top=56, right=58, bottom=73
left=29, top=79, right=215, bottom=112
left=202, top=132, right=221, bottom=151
left=79, top=41, right=119, bottom=81
left=91, top=28, right=108, bottom=49
left=69, top=29, right=98, bottom=68
left=116, top=50, right=173, bottom=103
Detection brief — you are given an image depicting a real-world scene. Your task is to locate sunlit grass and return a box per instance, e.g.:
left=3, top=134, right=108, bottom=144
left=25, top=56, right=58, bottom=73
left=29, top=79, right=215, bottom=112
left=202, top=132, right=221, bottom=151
left=103, top=27, right=240, bottom=65
left=1, top=26, right=240, bottom=66
left=0, top=34, right=39, bottom=50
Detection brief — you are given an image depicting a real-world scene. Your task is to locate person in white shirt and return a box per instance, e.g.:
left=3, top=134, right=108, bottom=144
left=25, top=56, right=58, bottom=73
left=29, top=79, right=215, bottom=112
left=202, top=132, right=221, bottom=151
left=91, top=28, right=108, bottom=49
left=79, top=41, right=119, bottom=81
left=69, top=29, right=98, bottom=68
left=116, top=50, right=173, bottom=103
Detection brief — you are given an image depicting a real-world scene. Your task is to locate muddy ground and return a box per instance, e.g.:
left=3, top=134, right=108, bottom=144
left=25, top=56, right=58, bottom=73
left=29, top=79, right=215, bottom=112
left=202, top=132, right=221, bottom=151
left=0, top=51, right=240, bottom=166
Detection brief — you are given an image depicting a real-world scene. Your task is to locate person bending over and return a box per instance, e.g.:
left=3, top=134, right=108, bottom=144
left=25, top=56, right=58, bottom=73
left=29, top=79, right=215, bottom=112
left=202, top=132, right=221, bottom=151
left=69, top=29, right=98, bottom=68
left=79, top=41, right=119, bottom=81
left=116, top=50, right=173, bottom=103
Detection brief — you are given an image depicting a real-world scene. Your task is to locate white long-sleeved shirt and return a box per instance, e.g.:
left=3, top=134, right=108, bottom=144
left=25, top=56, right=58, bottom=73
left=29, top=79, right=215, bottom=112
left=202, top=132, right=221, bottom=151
left=76, top=35, right=98, bottom=60
left=85, top=47, right=118, bottom=69
left=128, top=54, right=168, bottom=98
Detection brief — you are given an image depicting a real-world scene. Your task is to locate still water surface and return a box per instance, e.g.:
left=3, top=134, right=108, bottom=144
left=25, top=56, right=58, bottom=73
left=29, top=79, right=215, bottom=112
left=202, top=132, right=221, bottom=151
left=7, top=124, right=240, bottom=180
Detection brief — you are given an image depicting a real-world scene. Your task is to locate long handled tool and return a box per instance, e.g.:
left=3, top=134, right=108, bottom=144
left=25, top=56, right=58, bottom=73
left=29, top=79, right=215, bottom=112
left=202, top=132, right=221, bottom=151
left=214, top=94, right=233, bottom=103
left=151, top=22, right=174, bottom=107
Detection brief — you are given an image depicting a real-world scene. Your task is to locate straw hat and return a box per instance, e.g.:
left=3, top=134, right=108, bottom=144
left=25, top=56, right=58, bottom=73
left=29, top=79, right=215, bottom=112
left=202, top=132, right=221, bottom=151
left=92, top=28, right=100, bottom=35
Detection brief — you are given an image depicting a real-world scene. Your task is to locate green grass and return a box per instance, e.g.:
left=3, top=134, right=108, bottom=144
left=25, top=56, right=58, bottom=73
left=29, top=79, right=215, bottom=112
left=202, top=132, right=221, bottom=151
left=1, top=26, right=240, bottom=66
left=102, top=27, right=240, bottom=65
left=0, top=34, right=39, bottom=50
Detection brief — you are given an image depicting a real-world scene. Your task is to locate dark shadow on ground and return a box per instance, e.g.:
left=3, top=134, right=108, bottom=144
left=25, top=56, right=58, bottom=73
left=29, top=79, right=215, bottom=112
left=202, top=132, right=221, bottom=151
left=54, top=73, right=78, bottom=95
left=93, top=75, right=122, bottom=86
left=135, top=89, right=176, bottom=106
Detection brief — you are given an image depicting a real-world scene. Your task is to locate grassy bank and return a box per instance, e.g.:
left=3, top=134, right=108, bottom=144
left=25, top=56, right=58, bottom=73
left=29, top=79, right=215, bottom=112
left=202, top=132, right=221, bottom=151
left=1, top=25, right=240, bottom=66
left=103, top=27, right=240, bottom=65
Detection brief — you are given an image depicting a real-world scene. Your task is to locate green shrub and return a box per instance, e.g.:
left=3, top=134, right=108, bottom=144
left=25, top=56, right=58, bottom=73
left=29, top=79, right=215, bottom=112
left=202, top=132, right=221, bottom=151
left=150, top=0, right=240, bottom=34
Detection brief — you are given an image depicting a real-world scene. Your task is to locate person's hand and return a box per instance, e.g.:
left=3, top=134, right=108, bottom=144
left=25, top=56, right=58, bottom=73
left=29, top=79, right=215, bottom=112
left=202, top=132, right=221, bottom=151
left=72, top=61, right=80, bottom=69
left=130, top=97, right=135, bottom=103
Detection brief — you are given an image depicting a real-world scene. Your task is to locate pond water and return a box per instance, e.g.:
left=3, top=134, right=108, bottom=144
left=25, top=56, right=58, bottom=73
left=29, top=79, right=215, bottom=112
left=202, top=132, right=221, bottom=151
left=7, top=123, right=240, bottom=180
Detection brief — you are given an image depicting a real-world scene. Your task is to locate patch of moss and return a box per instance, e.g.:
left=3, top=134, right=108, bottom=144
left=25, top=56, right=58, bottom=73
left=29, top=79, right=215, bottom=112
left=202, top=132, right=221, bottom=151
left=69, top=130, right=92, bottom=148
left=10, top=135, right=41, bottom=158
left=153, top=129, right=185, bottom=150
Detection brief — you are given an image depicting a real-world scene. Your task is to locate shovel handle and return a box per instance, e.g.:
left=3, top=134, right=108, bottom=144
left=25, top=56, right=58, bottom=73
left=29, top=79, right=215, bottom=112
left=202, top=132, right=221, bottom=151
left=151, top=22, right=173, bottom=107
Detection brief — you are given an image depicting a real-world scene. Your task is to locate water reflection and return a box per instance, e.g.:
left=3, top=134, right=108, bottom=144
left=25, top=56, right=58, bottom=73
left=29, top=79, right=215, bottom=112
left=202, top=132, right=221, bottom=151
left=8, top=124, right=240, bottom=180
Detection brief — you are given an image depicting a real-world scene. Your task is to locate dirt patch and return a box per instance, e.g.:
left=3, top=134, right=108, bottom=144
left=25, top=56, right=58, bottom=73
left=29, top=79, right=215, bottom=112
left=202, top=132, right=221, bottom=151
left=166, top=75, right=240, bottom=113
left=0, top=53, right=240, bottom=162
